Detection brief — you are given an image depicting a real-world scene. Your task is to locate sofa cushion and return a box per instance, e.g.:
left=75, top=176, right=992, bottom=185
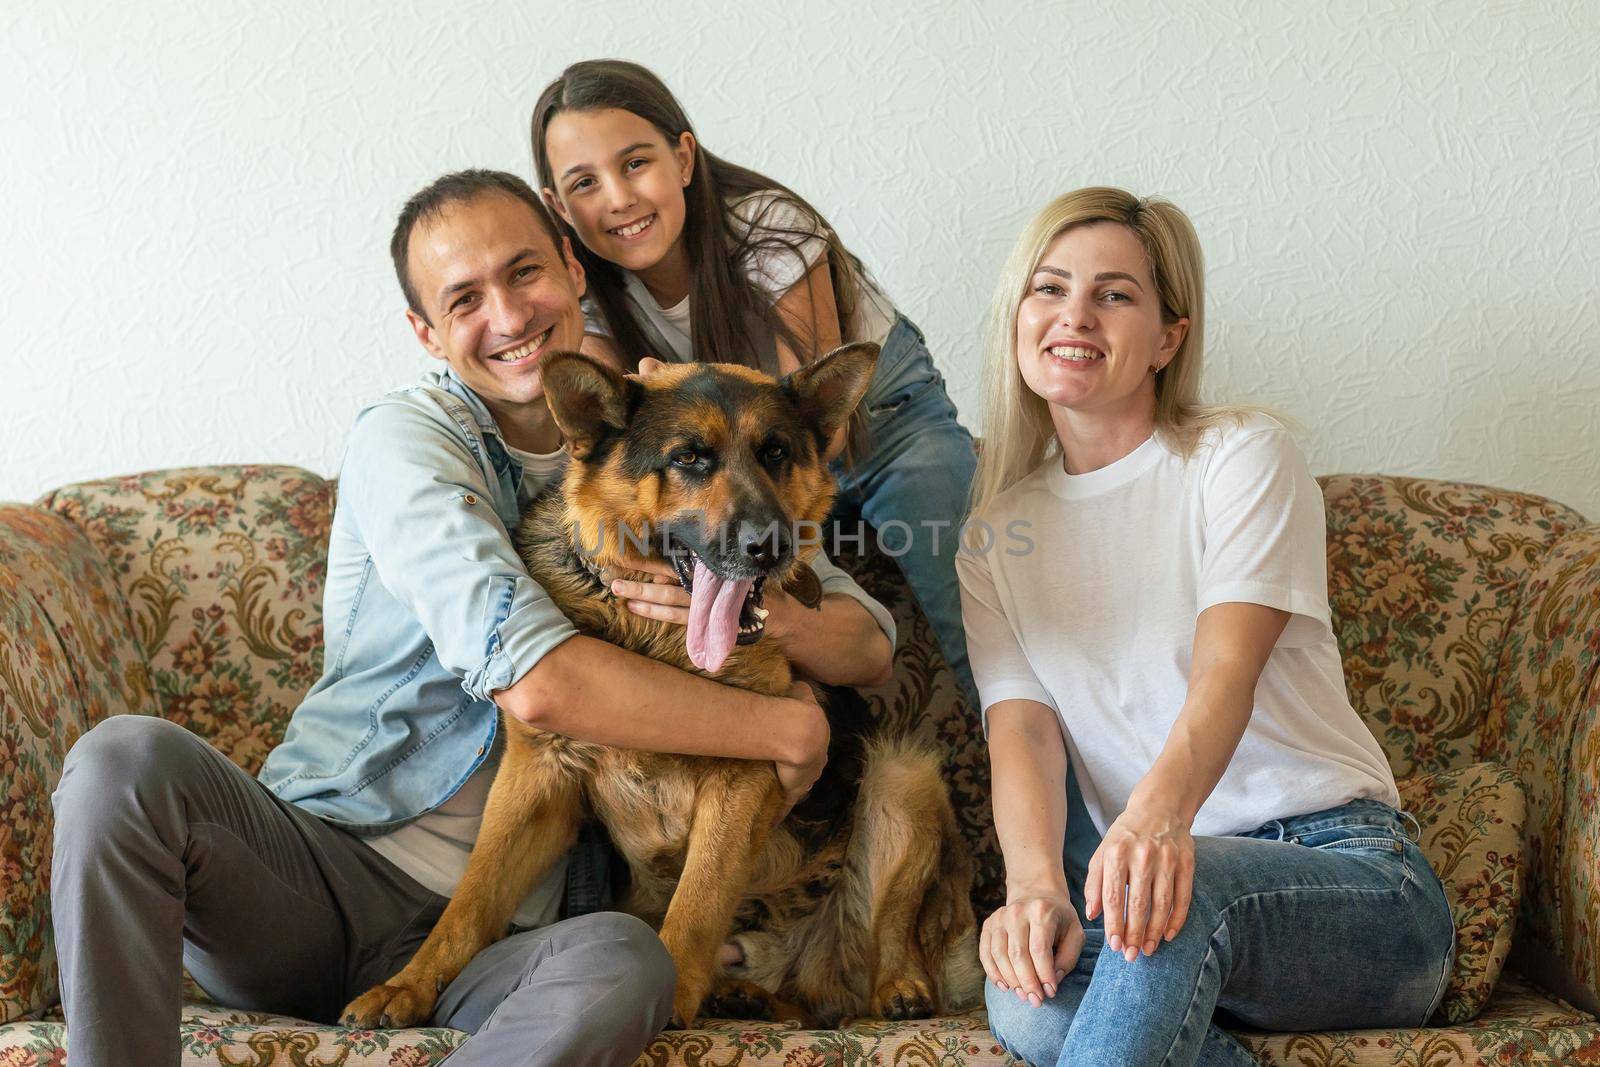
left=1319, top=476, right=1584, bottom=781
left=0, top=506, right=160, bottom=1023
left=1480, top=526, right=1600, bottom=998
left=40, top=466, right=335, bottom=774
left=836, top=541, right=1004, bottom=916
left=4, top=974, right=1596, bottom=1066
left=1399, top=762, right=1528, bottom=1023
left=1234, top=971, right=1597, bottom=1066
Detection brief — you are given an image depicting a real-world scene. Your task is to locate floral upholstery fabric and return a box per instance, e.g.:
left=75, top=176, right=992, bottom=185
left=838, top=538, right=1005, bottom=916
left=1233, top=972, right=1600, bottom=1066
left=1320, top=475, right=1584, bottom=780
left=0, top=975, right=1596, bottom=1066
left=1479, top=526, right=1600, bottom=999
left=1398, top=763, right=1527, bottom=1023
left=38, top=467, right=334, bottom=776
left=1, top=466, right=1597, bottom=1064
left=0, top=506, right=158, bottom=1023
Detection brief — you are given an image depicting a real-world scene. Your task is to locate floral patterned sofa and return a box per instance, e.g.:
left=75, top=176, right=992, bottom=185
left=2, top=464, right=1599, bottom=1066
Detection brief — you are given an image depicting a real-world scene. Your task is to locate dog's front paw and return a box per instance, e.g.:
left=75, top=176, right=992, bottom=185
left=340, top=979, right=439, bottom=1030
left=702, top=978, right=780, bottom=1020
left=668, top=969, right=713, bottom=1029
left=870, top=975, right=934, bottom=1020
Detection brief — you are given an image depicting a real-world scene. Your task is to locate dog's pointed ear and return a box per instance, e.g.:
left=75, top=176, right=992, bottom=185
left=781, top=342, right=879, bottom=449
left=542, top=352, right=637, bottom=460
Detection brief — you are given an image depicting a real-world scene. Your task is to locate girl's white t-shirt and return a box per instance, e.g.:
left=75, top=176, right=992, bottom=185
left=582, top=192, right=897, bottom=373
left=956, top=414, right=1397, bottom=839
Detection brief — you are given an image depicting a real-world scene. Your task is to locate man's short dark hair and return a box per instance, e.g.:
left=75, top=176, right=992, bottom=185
left=390, top=169, right=564, bottom=324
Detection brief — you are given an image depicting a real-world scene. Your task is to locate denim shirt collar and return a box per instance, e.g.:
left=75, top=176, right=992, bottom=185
left=429, top=366, right=521, bottom=491
left=434, top=366, right=501, bottom=435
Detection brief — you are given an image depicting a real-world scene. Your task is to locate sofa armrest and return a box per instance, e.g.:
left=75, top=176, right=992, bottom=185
left=0, top=504, right=156, bottom=1022
left=1480, top=524, right=1600, bottom=1010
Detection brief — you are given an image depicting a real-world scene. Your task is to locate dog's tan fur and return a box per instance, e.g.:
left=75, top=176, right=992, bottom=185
left=341, top=346, right=981, bottom=1029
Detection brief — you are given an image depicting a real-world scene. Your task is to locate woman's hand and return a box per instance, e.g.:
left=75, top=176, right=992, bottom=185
left=980, top=891, right=1085, bottom=1006
left=604, top=559, right=691, bottom=626
left=1085, top=804, right=1195, bottom=962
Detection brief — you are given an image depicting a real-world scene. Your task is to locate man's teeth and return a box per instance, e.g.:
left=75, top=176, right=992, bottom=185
left=1048, top=345, right=1103, bottom=362
left=489, top=327, right=553, bottom=362
left=611, top=215, right=655, bottom=238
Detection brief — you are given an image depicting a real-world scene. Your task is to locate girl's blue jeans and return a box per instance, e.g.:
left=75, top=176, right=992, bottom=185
left=986, top=797, right=1457, bottom=1066
left=831, top=315, right=979, bottom=704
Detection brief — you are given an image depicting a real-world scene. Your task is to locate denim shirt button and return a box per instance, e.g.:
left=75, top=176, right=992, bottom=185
left=464, top=493, right=478, bottom=505
left=476, top=746, right=486, bottom=756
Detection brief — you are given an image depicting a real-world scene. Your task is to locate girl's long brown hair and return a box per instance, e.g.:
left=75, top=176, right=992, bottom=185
left=531, top=59, right=869, bottom=375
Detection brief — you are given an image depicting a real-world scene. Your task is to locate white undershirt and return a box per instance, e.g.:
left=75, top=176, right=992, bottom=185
left=957, top=414, right=1397, bottom=838
left=364, top=442, right=571, bottom=929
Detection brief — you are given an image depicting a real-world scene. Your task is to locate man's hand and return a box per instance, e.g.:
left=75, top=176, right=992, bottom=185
left=980, top=890, right=1084, bottom=1006
left=1084, top=803, right=1195, bottom=962
left=773, top=681, right=828, bottom=820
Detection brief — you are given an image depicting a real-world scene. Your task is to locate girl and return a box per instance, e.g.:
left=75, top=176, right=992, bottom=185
left=530, top=59, right=979, bottom=703
left=959, top=188, right=1455, bottom=1065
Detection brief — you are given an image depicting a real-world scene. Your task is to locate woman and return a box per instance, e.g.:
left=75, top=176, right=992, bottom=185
left=958, top=187, right=1454, bottom=1066
left=530, top=59, right=980, bottom=703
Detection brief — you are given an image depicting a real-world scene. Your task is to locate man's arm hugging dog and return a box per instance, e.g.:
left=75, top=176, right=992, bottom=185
left=342, top=344, right=983, bottom=1028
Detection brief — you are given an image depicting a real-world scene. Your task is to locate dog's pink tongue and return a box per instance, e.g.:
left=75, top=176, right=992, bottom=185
left=685, top=560, right=753, bottom=674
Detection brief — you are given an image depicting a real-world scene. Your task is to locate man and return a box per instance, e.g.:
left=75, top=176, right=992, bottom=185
left=50, top=170, right=895, bottom=1065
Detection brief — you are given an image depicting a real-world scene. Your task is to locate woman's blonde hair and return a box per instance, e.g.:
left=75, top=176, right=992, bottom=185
left=970, top=187, right=1253, bottom=520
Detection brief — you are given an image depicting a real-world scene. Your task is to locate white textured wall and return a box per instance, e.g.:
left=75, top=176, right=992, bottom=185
left=6, top=1, right=1599, bottom=516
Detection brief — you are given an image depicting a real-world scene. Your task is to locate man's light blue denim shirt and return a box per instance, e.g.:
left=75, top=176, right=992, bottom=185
left=258, top=367, right=895, bottom=836
left=257, top=368, right=575, bottom=832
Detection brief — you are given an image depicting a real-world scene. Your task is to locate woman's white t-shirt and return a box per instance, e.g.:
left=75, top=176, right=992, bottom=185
left=582, top=192, right=897, bottom=374
left=956, top=414, right=1397, bottom=839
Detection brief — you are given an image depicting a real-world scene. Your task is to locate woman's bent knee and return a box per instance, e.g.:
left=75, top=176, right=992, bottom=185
left=984, top=978, right=1075, bottom=1066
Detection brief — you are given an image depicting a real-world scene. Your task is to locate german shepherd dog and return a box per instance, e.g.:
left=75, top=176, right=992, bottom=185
left=341, top=344, right=981, bottom=1029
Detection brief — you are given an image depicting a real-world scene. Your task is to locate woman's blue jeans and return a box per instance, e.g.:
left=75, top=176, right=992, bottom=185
left=831, top=315, right=979, bottom=704
left=986, top=798, right=1456, bottom=1066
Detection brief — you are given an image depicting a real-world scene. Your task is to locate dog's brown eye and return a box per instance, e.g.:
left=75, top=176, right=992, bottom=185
left=670, top=450, right=699, bottom=467
left=761, top=444, right=788, bottom=466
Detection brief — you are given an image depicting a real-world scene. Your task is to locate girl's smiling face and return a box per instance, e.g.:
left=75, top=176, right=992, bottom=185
left=1015, top=221, right=1187, bottom=422
left=542, top=107, right=696, bottom=290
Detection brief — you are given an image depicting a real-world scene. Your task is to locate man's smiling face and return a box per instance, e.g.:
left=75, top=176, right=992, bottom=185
left=406, top=191, right=587, bottom=417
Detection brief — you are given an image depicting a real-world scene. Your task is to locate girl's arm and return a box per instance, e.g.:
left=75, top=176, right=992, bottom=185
left=773, top=259, right=850, bottom=460
left=981, top=699, right=1087, bottom=1007
left=773, top=258, right=845, bottom=370
left=1086, top=601, right=1288, bottom=962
